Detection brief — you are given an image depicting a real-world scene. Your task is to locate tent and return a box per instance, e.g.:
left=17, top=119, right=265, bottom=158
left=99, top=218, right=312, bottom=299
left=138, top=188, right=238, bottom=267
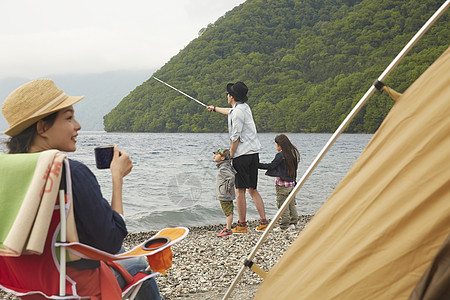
left=254, top=46, right=450, bottom=299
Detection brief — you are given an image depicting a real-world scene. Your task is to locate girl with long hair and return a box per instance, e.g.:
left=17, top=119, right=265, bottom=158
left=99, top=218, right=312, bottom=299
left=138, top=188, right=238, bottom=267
left=259, top=134, right=300, bottom=231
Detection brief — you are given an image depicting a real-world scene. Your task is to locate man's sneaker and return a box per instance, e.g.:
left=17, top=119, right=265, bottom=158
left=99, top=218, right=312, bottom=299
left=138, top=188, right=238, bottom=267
left=232, top=222, right=248, bottom=234
left=256, top=219, right=269, bottom=232
left=289, top=224, right=296, bottom=231
left=217, top=228, right=232, bottom=237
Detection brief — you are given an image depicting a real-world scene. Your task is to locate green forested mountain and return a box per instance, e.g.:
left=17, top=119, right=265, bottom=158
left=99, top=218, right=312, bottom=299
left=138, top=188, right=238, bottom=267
left=104, top=0, right=449, bottom=133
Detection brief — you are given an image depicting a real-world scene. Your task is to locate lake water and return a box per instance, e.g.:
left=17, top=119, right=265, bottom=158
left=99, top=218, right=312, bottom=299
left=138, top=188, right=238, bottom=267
left=0, top=132, right=372, bottom=233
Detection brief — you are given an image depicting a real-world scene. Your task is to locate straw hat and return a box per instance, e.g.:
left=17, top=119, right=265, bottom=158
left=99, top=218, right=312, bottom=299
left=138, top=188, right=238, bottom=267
left=2, top=79, right=85, bottom=136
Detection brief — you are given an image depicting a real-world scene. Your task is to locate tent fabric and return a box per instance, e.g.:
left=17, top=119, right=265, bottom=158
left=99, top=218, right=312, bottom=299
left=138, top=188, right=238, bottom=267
left=255, top=46, right=450, bottom=300
left=408, top=234, right=450, bottom=300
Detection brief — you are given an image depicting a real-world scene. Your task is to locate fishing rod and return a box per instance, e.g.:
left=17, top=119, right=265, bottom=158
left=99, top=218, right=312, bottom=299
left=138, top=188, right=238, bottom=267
left=152, top=76, right=208, bottom=107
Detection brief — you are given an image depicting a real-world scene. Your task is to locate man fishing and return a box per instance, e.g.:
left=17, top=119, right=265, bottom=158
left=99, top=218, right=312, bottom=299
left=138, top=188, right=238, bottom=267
left=206, top=81, right=268, bottom=233
left=152, top=77, right=268, bottom=233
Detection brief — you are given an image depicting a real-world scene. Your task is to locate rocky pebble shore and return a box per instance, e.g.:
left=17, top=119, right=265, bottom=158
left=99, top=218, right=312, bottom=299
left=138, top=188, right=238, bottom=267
left=125, top=215, right=313, bottom=300
left=0, top=215, right=312, bottom=300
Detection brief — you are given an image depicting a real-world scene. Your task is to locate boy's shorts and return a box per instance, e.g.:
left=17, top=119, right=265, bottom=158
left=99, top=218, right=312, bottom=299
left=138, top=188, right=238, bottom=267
left=232, top=153, right=259, bottom=189
left=220, top=200, right=234, bottom=217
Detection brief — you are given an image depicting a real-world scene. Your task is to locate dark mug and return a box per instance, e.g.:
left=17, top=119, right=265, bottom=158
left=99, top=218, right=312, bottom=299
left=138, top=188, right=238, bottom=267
left=94, top=145, right=114, bottom=169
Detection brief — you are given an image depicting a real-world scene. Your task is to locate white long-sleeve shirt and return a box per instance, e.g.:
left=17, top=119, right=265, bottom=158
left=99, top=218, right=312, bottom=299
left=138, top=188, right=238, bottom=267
left=228, top=102, right=261, bottom=158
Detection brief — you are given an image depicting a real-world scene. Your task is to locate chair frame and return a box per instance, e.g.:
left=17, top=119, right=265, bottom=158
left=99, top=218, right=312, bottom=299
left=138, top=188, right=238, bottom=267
left=57, top=158, right=142, bottom=299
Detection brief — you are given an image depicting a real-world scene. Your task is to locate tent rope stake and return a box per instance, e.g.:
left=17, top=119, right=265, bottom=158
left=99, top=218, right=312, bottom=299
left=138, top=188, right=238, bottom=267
left=244, top=259, right=267, bottom=279
left=222, top=1, right=450, bottom=299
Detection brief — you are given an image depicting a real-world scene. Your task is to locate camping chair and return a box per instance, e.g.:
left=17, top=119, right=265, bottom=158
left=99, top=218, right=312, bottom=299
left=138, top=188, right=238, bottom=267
left=0, top=150, right=188, bottom=299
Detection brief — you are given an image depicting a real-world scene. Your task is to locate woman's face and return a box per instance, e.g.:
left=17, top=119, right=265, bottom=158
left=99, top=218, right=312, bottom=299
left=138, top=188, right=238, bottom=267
left=39, top=106, right=81, bottom=152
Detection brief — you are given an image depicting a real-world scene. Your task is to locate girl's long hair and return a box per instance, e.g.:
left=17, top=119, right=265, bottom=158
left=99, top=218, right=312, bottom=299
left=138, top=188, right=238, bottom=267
left=275, top=134, right=300, bottom=178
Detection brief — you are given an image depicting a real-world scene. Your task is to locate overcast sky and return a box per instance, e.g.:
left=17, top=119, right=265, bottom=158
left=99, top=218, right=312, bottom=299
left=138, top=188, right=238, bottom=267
left=0, top=0, right=246, bottom=80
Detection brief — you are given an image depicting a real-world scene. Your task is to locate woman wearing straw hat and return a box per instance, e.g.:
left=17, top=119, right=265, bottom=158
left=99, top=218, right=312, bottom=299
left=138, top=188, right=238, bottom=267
left=1, top=79, right=163, bottom=299
left=207, top=81, right=268, bottom=234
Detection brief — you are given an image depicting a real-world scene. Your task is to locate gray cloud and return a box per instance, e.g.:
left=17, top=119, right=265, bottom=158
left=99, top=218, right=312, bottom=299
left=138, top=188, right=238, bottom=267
left=0, top=0, right=245, bottom=79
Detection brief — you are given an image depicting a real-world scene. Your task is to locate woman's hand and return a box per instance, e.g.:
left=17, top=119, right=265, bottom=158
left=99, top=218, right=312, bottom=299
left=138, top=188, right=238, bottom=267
left=206, top=105, right=215, bottom=112
left=110, top=146, right=133, bottom=179
left=110, top=146, right=132, bottom=215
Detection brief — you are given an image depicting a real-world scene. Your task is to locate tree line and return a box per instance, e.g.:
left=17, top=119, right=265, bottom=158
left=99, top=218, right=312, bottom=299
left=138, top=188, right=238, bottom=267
left=104, top=0, right=448, bottom=133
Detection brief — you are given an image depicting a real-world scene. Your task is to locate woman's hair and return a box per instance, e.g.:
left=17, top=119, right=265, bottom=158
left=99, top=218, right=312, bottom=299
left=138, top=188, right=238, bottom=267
left=275, top=134, right=300, bottom=178
left=6, top=112, right=58, bottom=154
